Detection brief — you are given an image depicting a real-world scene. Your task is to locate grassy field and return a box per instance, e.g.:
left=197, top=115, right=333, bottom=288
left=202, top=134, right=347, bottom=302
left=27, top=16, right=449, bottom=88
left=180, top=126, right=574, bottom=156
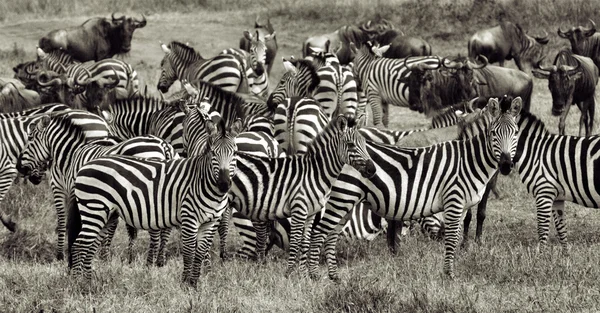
left=2, top=1, right=600, bottom=312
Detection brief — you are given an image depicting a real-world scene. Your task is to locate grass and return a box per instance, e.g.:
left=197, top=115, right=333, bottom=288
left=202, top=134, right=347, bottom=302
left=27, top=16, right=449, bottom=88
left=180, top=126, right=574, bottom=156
left=2, top=1, right=600, bottom=312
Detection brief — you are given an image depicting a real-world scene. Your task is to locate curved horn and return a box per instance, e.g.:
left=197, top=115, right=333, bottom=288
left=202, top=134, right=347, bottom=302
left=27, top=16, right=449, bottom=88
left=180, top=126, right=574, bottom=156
left=583, top=19, right=597, bottom=36
left=133, top=13, right=147, bottom=28
left=25, top=62, right=39, bottom=75
left=101, top=69, right=120, bottom=89
left=36, top=46, right=47, bottom=59
left=441, top=56, right=462, bottom=69
left=467, top=55, right=488, bottom=69
left=36, top=70, right=63, bottom=87
left=557, top=25, right=571, bottom=38
left=535, top=58, right=557, bottom=72
left=75, top=68, right=93, bottom=86
left=111, top=12, right=126, bottom=22
left=535, top=30, right=549, bottom=42
left=562, top=58, right=581, bottom=72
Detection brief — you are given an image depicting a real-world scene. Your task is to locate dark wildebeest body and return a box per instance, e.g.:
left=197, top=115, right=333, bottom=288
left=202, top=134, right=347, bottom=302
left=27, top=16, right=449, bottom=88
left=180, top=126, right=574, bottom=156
left=558, top=19, right=600, bottom=70
left=373, top=30, right=432, bottom=58
left=38, top=14, right=146, bottom=62
left=533, top=50, right=599, bottom=136
left=468, top=21, right=548, bottom=72
left=474, top=65, right=533, bottom=112
left=239, top=17, right=278, bottom=76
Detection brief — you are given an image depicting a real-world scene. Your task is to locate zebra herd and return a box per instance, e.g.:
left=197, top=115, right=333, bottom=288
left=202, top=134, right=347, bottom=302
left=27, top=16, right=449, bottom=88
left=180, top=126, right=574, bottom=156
left=2, top=15, right=600, bottom=288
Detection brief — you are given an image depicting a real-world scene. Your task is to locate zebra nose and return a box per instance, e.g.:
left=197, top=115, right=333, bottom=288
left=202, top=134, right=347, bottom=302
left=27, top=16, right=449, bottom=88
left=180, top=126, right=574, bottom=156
left=361, top=160, right=377, bottom=178
left=16, top=153, right=28, bottom=175
left=498, top=152, right=513, bottom=176
left=217, top=169, right=232, bottom=192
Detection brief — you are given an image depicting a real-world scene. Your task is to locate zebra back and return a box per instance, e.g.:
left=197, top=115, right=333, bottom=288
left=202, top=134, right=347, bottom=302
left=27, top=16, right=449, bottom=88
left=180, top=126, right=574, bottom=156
left=273, top=97, right=328, bottom=155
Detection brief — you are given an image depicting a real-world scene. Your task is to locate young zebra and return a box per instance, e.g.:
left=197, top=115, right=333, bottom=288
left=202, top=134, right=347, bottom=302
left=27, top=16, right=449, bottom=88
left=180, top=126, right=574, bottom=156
left=221, top=30, right=270, bottom=98
left=0, top=104, right=70, bottom=231
left=70, top=118, right=243, bottom=286
left=307, top=97, right=522, bottom=281
left=158, top=41, right=245, bottom=94
left=16, top=110, right=177, bottom=260
left=229, top=114, right=376, bottom=276
left=350, top=41, right=442, bottom=127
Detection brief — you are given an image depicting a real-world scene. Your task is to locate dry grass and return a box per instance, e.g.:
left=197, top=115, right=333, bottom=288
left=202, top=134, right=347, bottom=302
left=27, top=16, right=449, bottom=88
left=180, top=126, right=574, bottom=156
left=1, top=1, right=600, bottom=312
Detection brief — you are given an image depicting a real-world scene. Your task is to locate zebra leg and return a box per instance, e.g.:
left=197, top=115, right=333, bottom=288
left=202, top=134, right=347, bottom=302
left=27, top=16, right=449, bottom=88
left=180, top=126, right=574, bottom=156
left=156, top=228, right=173, bottom=267
left=98, top=216, right=120, bottom=260
left=189, top=220, right=219, bottom=287
left=535, top=195, right=556, bottom=250
left=298, top=214, right=317, bottom=276
left=146, top=230, right=161, bottom=266
left=489, top=172, right=502, bottom=199
left=308, top=209, right=353, bottom=281
left=475, top=181, right=493, bottom=244
left=126, top=225, right=138, bottom=264
left=442, top=206, right=463, bottom=279
left=552, top=201, right=568, bottom=250
left=382, top=102, right=390, bottom=128
left=180, top=217, right=199, bottom=285
left=366, top=88, right=384, bottom=127
left=253, top=221, right=270, bottom=262
left=83, top=214, right=118, bottom=280
left=52, top=187, right=68, bottom=261
left=324, top=229, right=344, bottom=283
left=386, top=220, right=400, bottom=254
left=462, top=208, right=472, bottom=248
left=217, top=205, right=232, bottom=260
left=0, top=166, right=18, bottom=232
left=286, top=203, right=308, bottom=278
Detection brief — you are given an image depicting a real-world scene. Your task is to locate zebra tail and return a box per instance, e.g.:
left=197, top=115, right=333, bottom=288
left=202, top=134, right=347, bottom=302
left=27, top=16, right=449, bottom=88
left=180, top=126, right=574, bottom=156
left=66, top=196, right=81, bottom=269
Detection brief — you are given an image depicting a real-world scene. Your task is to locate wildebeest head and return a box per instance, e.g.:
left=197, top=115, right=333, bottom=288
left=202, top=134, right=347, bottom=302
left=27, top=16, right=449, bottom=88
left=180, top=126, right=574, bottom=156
left=558, top=19, right=597, bottom=55
left=78, top=69, right=121, bottom=111
left=441, top=55, right=487, bottom=97
left=108, top=13, right=147, bottom=54
left=13, top=61, right=40, bottom=89
left=398, top=57, right=441, bottom=112
left=532, top=57, right=582, bottom=116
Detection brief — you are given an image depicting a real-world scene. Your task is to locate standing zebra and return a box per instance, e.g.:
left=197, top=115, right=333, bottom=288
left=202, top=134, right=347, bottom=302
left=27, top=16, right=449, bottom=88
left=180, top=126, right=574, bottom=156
left=16, top=110, right=177, bottom=260
left=158, top=42, right=246, bottom=94
left=350, top=41, right=441, bottom=127
left=228, top=115, right=376, bottom=276
left=307, top=97, right=522, bottom=281
left=266, top=58, right=321, bottom=109
left=70, top=118, right=243, bottom=286
left=0, top=104, right=70, bottom=231
left=222, top=30, right=270, bottom=98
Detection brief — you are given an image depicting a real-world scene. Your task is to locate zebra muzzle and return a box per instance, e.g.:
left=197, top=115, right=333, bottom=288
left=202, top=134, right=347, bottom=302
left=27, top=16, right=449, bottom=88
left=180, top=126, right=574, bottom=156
left=498, top=153, right=513, bottom=176
left=354, top=159, right=376, bottom=178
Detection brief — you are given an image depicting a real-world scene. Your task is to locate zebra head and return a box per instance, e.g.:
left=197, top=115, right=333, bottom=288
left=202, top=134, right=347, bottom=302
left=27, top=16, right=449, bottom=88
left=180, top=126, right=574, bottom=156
left=16, top=115, right=52, bottom=184
left=244, top=30, right=268, bottom=76
left=181, top=98, right=220, bottom=156
left=335, top=114, right=376, bottom=178
left=204, top=117, right=243, bottom=193
left=158, top=41, right=202, bottom=93
left=486, top=96, right=522, bottom=176
left=266, top=58, right=320, bottom=110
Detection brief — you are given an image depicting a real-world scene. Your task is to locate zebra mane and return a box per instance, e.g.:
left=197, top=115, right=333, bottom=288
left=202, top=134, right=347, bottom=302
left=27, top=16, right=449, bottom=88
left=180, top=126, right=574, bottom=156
left=457, top=109, right=491, bottom=140
left=40, top=49, right=78, bottom=65
left=305, top=115, right=356, bottom=155
left=50, top=110, right=110, bottom=141
left=85, top=136, right=122, bottom=146
left=191, top=80, right=246, bottom=126
left=290, top=59, right=321, bottom=94
left=516, top=110, right=548, bottom=134
left=169, top=41, right=203, bottom=60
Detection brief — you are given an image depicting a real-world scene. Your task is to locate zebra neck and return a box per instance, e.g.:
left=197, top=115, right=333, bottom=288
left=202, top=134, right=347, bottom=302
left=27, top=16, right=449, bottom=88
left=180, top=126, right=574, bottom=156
left=460, top=132, right=499, bottom=183
left=190, top=154, right=228, bottom=198
left=514, top=114, right=551, bottom=174
left=305, top=132, right=346, bottom=179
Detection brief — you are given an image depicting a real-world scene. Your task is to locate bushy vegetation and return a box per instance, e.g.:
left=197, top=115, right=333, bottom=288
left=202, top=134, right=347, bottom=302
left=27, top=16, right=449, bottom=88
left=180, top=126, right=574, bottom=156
left=1, top=1, right=600, bottom=312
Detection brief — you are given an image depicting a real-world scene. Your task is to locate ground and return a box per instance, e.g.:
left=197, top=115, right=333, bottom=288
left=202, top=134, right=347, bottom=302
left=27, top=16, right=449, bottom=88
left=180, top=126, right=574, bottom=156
left=1, top=9, right=600, bottom=313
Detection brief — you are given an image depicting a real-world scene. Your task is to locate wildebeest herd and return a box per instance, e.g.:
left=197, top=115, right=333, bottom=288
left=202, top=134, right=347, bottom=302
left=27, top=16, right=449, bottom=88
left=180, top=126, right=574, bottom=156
left=1, top=13, right=600, bottom=287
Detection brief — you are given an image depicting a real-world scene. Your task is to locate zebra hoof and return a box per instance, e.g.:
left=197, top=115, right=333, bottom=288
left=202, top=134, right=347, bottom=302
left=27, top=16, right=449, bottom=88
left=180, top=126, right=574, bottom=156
left=56, top=251, right=64, bottom=261
left=220, top=251, right=231, bottom=261
left=309, top=272, right=321, bottom=281
left=156, top=258, right=167, bottom=267
left=329, top=275, right=341, bottom=284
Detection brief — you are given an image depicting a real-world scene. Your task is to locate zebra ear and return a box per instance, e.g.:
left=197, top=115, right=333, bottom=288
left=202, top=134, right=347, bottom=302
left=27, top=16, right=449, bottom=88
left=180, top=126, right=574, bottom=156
left=378, top=45, right=390, bottom=55
left=336, top=114, right=349, bottom=133
left=100, top=110, right=114, bottom=123
left=244, top=30, right=253, bottom=41
left=35, top=115, right=51, bottom=131
left=355, top=113, right=367, bottom=128
left=230, top=118, right=244, bottom=137
left=283, top=58, right=297, bottom=75
left=510, top=97, right=523, bottom=116
left=487, top=98, right=500, bottom=118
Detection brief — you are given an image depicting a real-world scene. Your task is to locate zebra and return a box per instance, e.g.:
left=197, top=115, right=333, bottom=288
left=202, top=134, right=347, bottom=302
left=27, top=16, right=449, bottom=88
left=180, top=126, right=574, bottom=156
left=0, top=104, right=70, bottom=231
left=34, top=48, right=139, bottom=109
left=307, top=97, right=522, bottom=281
left=228, top=114, right=376, bottom=276
left=349, top=41, right=442, bottom=127
left=222, top=30, right=269, bottom=98
left=465, top=107, right=600, bottom=249
left=158, top=41, right=245, bottom=94
left=99, top=95, right=189, bottom=156
left=15, top=110, right=177, bottom=260
left=308, top=52, right=359, bottom=119
left=266, top=58, right=321, bottom=109
left=69, top=118, right=243, bottom=286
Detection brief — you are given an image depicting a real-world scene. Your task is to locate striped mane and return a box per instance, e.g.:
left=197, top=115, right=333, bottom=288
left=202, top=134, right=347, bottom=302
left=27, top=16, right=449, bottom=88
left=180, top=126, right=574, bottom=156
left=168, top=41, right=203, bottom=62
left=517, top=110, right=549, bottom=135
left=190, top=80, right=246, bottom=126
left=289, top=59, right=321, bottom=94
left=50, top=111, right=110, bottom=143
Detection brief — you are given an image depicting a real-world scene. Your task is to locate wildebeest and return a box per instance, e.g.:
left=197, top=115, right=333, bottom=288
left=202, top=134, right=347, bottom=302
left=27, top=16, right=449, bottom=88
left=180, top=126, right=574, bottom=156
left=239, top=17, right=278, bottom=76
left=372, top=29, right=432, bottom=58
left=558, top=19, right=600, bottom=70
left=532, top=50, right=599, bottom=136
left=38, top=13, right=147, bottom=62
left=468, top=21, right=549, bottom=72
left=0, top=79, right=41, bottom=113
